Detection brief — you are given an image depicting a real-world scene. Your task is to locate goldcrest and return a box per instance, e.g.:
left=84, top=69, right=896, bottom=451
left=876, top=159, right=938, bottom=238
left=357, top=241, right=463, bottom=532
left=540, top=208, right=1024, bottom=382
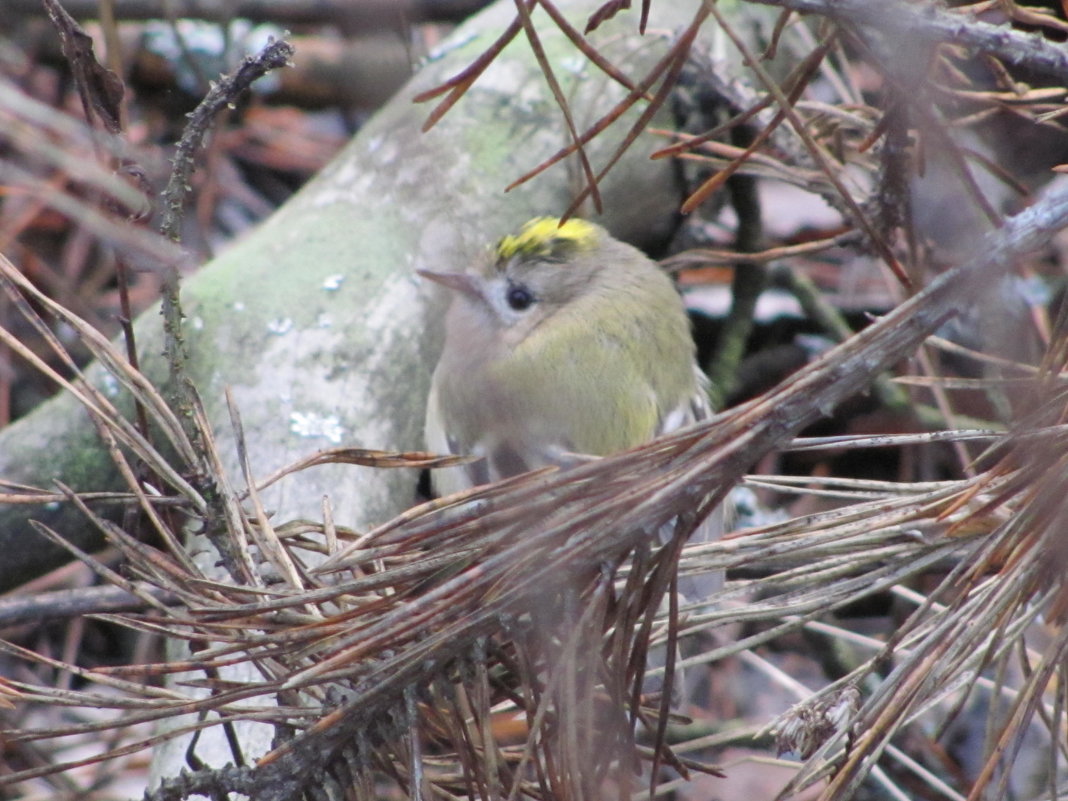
left=421, top=217, right=711, bottom=498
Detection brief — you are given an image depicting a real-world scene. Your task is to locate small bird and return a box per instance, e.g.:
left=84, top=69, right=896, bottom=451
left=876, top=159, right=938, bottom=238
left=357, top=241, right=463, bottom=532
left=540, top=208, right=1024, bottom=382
left=420, top=216, right=712, bottom=498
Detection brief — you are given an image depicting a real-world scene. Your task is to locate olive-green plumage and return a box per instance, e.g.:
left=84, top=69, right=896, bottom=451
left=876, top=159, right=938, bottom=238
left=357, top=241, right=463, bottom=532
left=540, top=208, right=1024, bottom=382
left=422, top=217, right=709, bottom=497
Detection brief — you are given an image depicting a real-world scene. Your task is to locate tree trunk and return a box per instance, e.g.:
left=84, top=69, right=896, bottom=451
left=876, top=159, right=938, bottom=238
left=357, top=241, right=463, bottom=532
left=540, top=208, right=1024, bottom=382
left=0, top=0, right=722, bottom=586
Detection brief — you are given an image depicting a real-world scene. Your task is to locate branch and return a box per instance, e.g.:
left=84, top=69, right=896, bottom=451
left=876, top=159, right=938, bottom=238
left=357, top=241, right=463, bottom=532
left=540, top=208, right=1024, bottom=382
left=0, top=583, right=176, bottom=627
left=748, top=0, right=1068, bottom=83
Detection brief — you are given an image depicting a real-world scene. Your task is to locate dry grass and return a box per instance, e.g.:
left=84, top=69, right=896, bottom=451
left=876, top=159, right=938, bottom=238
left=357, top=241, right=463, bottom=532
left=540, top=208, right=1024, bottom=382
left=2, top=2, right=1068, bottom=800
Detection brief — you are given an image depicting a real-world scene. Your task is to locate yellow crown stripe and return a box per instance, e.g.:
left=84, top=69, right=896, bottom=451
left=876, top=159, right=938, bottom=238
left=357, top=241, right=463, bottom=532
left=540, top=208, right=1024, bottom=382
left=496, top=217, right=598, bottom=260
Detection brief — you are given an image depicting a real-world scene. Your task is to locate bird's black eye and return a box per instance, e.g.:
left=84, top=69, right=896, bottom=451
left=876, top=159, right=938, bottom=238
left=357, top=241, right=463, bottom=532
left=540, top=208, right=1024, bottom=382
left=505, top=283, right=535, bottom=311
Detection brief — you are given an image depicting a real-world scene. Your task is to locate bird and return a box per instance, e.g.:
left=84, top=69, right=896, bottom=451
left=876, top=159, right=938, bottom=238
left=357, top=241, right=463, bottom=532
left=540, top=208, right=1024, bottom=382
left=420, top=216, right=713, bottom=499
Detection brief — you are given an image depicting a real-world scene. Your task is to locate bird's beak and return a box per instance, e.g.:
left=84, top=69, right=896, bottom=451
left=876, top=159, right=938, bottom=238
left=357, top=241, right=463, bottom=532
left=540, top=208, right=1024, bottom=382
left=417, top=269, right=482, bottom=300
